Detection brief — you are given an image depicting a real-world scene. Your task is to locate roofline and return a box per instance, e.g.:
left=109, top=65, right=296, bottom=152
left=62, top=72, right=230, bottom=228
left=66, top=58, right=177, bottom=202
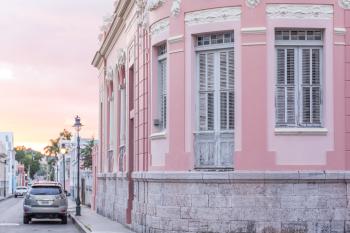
left=92, top=0, right=135, bottom=68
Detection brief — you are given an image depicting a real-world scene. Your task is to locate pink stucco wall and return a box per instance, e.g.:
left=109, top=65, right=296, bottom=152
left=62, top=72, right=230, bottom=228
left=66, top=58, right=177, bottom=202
left=96, top=0, right=350, bottom=173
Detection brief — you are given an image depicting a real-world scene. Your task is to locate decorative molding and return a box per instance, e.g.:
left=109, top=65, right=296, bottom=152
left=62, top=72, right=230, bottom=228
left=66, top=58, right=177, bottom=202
left=167, top=35, right=184, bottom=44
left=241, top=27, right=266, bottom=34
left=334, top=27, right=347, bottom=35
left=149, top=132, right=167, bottom=140
left=116, top=49, right=126, bottom=67
left=147, top=0, right=165, bottom=11
left=274, top=127, right=328, bottom=136
left=339, top=0, right=350, bottom=9
left=169, top=49, right=184, bottom=54
left=106, top=67, right=114, bottom=81
left=246, top=0, right=260, bottom=8
left=266, top=4, right=333, bottom=19
left=242, top=42, right=267, bottom=46
left=185, top=7, right=241, bottom=26
left=171, top=0, right=181, bottom=16
left=150, top=17, right=170, bottom=36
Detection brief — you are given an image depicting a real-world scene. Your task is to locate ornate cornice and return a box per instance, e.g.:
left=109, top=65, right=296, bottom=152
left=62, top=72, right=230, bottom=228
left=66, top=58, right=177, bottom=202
left=266, top=4, right=333, bottom=19
left=171, top=0, right=181, bottom=16
left=185, top=7, right=241, bottom=26
left=339, top=0, right=350, bottom=9
left=147, top=0, right=165, bottom=11
left=116, top=49, right=126, bottom=67
left=246, top=0, right=260, bottom=8
left=150, top=17, right=170, bottom=36
left=106, top=67, right=114, bottom=81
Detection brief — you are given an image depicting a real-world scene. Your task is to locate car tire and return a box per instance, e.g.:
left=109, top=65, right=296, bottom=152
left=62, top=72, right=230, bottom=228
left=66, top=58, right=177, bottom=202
left=23, top=216, right=30, bottom=224
left=61, top=215, right=67, bottom=224
left=14, top=195, right=17, bottom=198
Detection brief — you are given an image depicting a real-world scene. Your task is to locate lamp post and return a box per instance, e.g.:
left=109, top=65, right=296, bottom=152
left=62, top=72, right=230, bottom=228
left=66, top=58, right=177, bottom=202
left=73, top=115, right=83, bottom=216
left=60, top=144, right=68, bottom=193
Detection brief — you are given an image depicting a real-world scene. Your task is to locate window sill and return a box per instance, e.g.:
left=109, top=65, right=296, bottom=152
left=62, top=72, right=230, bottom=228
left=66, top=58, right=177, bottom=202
left=275, top=128, right=328, bottom=136
left=150, top=131, right=167, bottom=140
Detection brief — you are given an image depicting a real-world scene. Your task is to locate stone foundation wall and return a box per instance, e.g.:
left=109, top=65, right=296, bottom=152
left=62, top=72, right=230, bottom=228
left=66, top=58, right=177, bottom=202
left=96, top=173, right=129, bottom=224
left=132, top=171, right=350, bottom=233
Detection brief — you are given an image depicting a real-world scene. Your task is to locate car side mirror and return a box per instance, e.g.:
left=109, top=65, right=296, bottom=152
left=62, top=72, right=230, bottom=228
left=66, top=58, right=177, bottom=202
left=64, top=190, right=71, bottom=197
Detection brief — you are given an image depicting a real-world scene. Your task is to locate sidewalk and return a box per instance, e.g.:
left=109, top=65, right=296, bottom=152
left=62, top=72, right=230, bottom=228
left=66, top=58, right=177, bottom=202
left=68, top=198, right=135, bottom=233
left=0, top=195, right=13, bottom=202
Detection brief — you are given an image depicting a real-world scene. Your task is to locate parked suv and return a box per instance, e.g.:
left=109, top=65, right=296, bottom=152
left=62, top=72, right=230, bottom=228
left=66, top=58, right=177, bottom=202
left=14, top=186, right=28, bottom=198
left=23, top=182, right=68, bottom=224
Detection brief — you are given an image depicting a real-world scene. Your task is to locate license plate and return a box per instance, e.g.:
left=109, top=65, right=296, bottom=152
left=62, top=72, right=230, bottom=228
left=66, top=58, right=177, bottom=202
left=38, top=201, right=51, bottom=205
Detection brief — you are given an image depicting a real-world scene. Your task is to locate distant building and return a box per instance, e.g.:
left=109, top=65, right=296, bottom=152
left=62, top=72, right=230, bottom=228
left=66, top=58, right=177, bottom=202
left=0, top=141, right=6, bottom=196
left=0, top=132, right=15, bottom=196
left=16, top=163, right=25, bottom=187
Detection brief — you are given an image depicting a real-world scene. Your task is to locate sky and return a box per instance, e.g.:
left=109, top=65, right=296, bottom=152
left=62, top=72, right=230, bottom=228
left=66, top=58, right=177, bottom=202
left=0, top=0, right=114, bottom=152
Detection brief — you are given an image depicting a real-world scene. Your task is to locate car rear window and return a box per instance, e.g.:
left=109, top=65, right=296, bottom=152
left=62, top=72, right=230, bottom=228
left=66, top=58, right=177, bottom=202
left=30, top=186, right=62, bottom=195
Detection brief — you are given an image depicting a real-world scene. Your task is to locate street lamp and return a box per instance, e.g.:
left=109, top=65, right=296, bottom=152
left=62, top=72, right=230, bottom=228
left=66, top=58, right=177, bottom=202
left=73, top=115, right=83, bottom=216
left=60, top=143, right=68, bottom=194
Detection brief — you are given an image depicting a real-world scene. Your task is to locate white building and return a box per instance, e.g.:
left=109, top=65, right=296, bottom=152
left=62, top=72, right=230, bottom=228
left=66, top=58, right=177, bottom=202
left=0, top=132, right=15, bottom=196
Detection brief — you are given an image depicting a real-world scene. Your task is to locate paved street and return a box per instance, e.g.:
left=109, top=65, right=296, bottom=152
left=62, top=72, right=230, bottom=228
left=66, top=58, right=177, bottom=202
left=0, top=197, right=79, bottom=233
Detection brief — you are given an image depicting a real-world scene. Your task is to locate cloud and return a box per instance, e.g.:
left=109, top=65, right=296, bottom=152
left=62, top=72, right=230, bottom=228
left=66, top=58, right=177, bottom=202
left=0, top=63, right=14, bottom=80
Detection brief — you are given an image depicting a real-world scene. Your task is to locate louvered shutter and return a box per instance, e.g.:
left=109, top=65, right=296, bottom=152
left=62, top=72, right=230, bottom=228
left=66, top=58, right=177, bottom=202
left=220, top=50, right=234, bottom=130
left=159, top=59, right=167, bottom=129
left=276, top=48, right=296, bottom=126
left=301, top=48, right=321, bottom=126
left=199, top=52, right=215, bottom=131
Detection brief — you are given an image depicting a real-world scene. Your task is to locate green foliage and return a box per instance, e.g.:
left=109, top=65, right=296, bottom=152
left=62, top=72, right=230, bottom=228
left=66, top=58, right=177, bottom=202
left=81, top=138, right=95, bottom=170
left=15, top=146, right=44, bottom=179
left=44, top=129, right=73, bottom=181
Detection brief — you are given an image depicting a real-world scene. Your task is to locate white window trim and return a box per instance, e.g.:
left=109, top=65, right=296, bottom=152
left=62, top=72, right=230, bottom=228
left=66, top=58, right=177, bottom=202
left=157, top=50, right=167, bottom=132
left=275, top=43, right=323, bottom=128
left=149, top=131, right=167, bottom=140
left=275, top=127, right=328, bottom=135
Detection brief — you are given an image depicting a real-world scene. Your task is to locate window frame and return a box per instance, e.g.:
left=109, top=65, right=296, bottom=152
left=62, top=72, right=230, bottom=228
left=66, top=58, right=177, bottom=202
left=275, top=29, right=324, bottom=129
left=157, top=44, right=168, bottom=131
left=195, top=35, right=234, bottom=134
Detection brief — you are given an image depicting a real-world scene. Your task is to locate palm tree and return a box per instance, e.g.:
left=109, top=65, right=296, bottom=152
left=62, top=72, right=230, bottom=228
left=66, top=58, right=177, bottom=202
left=44, top=138, right=60, bottom=181
left=59, top=129, right=72, bottom=140
left=81, top=138, right=95, bottom=170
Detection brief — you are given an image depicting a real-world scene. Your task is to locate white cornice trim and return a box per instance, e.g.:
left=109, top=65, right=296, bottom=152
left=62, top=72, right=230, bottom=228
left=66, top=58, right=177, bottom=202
left=242, top=42, right=266, bottom=46
left=185, top=7, right=241, bottom=26
left=246, top=0, right=260, bottom=8
left=167, top=35, right=184, bottom=44
left=150, top=17, right=170, bottom=36
left=147, top=0, right=165, bottom=11
left=339, top=0, right=350, bottom=9
left=266, top=4, right=333, bottom=20
left=334, top=27, right=347, bottom=35
left=241, top=27, right=266, bottom=34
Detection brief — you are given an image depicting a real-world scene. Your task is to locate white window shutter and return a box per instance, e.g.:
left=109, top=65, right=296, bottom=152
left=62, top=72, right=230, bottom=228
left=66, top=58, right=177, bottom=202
left=159, top=59, right=167, bottom=130
left=301, top=48, right=321, bottom=126
left=219, top=50, right=234, bottom=130
left=199, top=52, right=215, bottom=131
left=276, top=48, right=296, bottom=126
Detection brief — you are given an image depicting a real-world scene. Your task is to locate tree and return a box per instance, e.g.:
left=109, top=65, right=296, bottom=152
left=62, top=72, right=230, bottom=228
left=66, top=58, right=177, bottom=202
left=59, top=129, right=72, bottom=140
left=81, top=138, right=95, bottom=170
left=15, top=146, right=44, bottom=179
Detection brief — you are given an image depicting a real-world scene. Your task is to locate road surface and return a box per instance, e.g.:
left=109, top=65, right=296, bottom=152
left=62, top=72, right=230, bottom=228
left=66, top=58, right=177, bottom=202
left=0, top=197, right=79, bottom=233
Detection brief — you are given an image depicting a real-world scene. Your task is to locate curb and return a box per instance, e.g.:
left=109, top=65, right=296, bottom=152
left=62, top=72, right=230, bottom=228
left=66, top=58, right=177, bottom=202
left=68, top=212, right=92, bottom=233
left=0, top=195, right=13, bottom=203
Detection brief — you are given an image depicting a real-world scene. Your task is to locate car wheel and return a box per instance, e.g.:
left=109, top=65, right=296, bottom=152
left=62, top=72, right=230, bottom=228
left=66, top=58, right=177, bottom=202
left=14, top=195, right=17, bottom=198
left=61, top=215, right=67, bottom=224
left=23, top=216, right=29, bottom=224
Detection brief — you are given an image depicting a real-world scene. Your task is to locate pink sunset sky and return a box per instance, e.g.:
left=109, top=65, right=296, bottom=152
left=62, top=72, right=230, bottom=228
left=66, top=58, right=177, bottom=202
left=0, top=0, right=114, bottom=151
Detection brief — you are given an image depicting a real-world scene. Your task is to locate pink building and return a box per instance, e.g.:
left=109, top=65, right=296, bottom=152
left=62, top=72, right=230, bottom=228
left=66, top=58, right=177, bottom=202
left=92, top=0, right=350, bottom=232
